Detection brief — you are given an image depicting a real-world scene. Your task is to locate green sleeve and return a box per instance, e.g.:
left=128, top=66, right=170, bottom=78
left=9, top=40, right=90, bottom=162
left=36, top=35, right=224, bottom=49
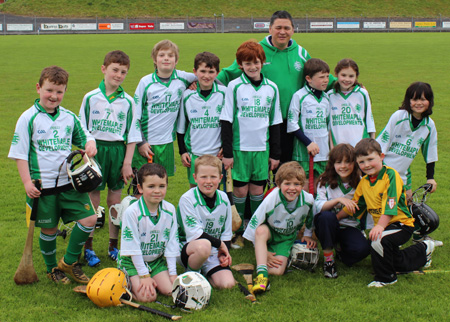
left=217, top=60, right=242, bottom=86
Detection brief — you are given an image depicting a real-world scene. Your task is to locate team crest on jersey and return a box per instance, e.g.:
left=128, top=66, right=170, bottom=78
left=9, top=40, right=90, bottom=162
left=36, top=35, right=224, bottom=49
left=266, top=96, right=272, bottom=106
left=135, top=120, right=141, bottom=130
left=185, top=215, right=197, bottom=227
left=134, top=94, right=139, bottom=104
left=218, top=215, right=225, bottom=226
left=84, top=204, right=91, bottom=210
left=177, top=89, right=183, bottom=98
left=294, top=61, right=302, bottom=71
left=288, top=110, right=294, bottom=122
left=417, top=137, right=424, bottom=146
left=123, top=226, right=134, bottom=241
left=65, top=125, right=72, bottom=136
left=164, top=228, right=170, bottom=240
left=216, top=104, right=223, bottom=114
left=388, top=198, right=396, bottom=209
left=355, top=104, right=362, bottom=113
left=11, top=132, right=19, bottom=145
left=380, top=131, right=390, bottom=143
left=118, top=111, right=126, bottom=122
left=249, top=216, right=258, bottom=229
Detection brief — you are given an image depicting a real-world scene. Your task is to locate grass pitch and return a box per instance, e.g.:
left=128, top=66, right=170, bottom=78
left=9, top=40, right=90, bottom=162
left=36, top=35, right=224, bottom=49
left=1, top=33, right=450, bottom=322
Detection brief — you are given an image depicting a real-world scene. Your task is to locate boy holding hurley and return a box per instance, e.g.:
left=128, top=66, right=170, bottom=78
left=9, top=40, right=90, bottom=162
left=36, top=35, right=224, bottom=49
left=9, top=66, right=97, bottom=284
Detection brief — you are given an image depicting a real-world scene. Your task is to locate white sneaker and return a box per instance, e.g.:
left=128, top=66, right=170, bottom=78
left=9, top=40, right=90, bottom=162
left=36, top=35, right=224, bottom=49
left=413, top=235, right=443, bottom=247
left=367, top=279, right=397, bottom=288
left=423, top=240, right=435, bottom=268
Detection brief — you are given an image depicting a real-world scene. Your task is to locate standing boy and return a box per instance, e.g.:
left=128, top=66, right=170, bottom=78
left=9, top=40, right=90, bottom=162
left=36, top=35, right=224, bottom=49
left=337, top=138, right=435, bottom=288
left=243, top=162, right=316, bottom=293
left=220, top=41, right=283, bottom=248
left=177, top=155, right=235, bottom=289
left=287, top=58, right=331, bottom=191
left=118, top=163, right=179, bottom=302
left=134, top=40, right=196, bottom=176
left=177, top=52, right=225, bottom=187
left=9, top=66, right=97, bottom=284
left=79, top=50, right=141, bottom=267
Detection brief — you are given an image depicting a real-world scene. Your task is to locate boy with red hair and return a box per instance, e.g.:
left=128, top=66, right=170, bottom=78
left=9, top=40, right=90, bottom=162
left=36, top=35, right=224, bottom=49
left=220, top=41, right=282, bottom=248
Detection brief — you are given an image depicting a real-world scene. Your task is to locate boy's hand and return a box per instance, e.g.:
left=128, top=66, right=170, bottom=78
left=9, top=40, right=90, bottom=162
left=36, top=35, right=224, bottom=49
left=216, top=148, right=223, bottom=160
left=25, top=180, right=41, bottom=199
left=181, top=153, right=191, bottom=167
left=301, top=236, right=317, bottom=249
left=369, top=225, right=384, bottom=241
left=427, top=179, right=437, bottom=193
left=138, top=276, right=157, bottom=298
left=169, top=275, right=177, bottom=284
left=188, top=82, right=198, bottom=91
left=267, top=252, right=283, bottom=268
left=269, top=158, right=279, bottom=171
left=84, top=140, right=97, bottom=157
left=307, top=142, right=320, bottom=157
left=218, top=242, right=232, bottom=267
left=222, top=157, right=233, bottom=170
left=121, top=163, right=134, bottom=185
left=138, top=143, right=154, bottom=159
left=338, top=197, right=359, bottom=214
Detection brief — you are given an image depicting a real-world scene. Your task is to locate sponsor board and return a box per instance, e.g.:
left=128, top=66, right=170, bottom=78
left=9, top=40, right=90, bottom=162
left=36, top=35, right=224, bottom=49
left=337, top=22, right=359, bottom=29
left=390, top=21, right=412, bottom=29
left=40, top=23, right=71, bottom=30
left=160, top=22, right=184, bottom=30
left=188, top=22, right=215, bottom=29
left=72, top=23, right=97, bottom=30
left=415, top=21, right=436, bottom=28
left=443, top=21, right=450, bottom=28
left=130, top=23, right=155, bottom=30
left=7, top=24, right=33, bottom=31
left=254, top=22, right=270, bottom=29
left=310, top=21, right=333, bottom=29
left=363, top=22, right=386, bottom=29
left=0, top=24, right=2, bottom=31
left=98, top=23, right=124, bottom=30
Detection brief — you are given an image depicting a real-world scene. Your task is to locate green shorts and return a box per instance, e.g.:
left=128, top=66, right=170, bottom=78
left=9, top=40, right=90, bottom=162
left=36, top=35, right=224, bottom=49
left=186, top=153, right=199, bottom=185
left=233, top=150, right=269, bottom=183
left=132, top=142, right=175, bottom=177
left=27, top=189, right=95, bottom=228
left=299, top=160, right=327, bottom=178
left=267, top=227, right=297, bottom=258
left=117, top=254, right=167, bottom=277
left=95, top=140, right=126, bottom=191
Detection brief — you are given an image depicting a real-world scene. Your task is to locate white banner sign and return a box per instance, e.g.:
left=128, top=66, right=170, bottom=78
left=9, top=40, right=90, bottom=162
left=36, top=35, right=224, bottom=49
left=363, top=22, right=386, bottom=29
left=7, top=24, right=33, bottom=31
left=160, top=22, right=185, bottom=30
left=72, top=23, right=97, bottom=30
left=40, top=23, right=71, bottom=30
left=254, top=22, right=270, bottom=29
left=442, top=21, right=450, bottom=28
left=337, top=22, right=359, bottom=29
left=0, top=24, right=2, bottom=31
left=310, top=22, right=333, bottom=29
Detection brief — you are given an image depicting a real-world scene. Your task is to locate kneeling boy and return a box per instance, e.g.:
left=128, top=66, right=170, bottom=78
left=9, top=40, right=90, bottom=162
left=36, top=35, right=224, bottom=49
left=177, top=155, right=235, bottom=289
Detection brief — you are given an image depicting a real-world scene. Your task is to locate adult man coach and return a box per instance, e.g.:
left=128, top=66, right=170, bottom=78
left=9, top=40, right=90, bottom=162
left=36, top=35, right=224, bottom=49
left=217, top=10, right=334, bottom=163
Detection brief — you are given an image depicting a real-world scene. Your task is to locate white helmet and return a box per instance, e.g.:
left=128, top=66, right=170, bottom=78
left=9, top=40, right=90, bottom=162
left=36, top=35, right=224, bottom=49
left=109, top=196, right=138, bottom=227
left=172, top=272, right=211, bottom=310
left=288, top=242, right=319, bottom=271
left=66, top=150, right=102, bottom=193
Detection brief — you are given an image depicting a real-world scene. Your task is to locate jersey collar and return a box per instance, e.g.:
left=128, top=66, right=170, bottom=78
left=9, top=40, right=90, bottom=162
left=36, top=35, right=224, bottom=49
left=305, top=84, right=326, bottom=103
left=278, top=188, right=304, bottom=213
left=99, top=80, right=124, bottom=103
left=138, top=197, right=161, bottom=225
left=364, top=165, right=387, bottom=186
left=240, top=72, right=269, bottom=90
left=196, top=81, right=219, bottom=101
left=408, top=112, right=429, bottom=131
left=34, top=99, right=61, bottom=120
left=194, top=187, right=224, bottom=212
left=334, top=84, right=360, bottom=99
left=153, top=69, right=178, bottom=87
left=337, top=178, right=353, bottom=195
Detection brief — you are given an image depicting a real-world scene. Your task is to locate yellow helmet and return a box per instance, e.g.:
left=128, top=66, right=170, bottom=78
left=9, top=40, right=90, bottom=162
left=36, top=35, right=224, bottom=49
left=86, top=268, right=132, bottom=307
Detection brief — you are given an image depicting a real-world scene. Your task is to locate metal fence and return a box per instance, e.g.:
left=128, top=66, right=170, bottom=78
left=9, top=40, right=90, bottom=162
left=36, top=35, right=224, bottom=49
left=2, top=14, right=450, bottom=35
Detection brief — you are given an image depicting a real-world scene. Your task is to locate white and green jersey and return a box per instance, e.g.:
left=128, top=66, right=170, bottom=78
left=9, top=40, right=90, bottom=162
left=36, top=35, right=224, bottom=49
left=120, top=198, right=179, bottom=262
left=328, top=85, right=375, bottom=147
left=376, top=110, right=438, bottom=184
left=79, top=81, right=141, bottom=143
left=177, top=82, right=225, bottom=156
left=220, top=73, right=282, bottom=151
left=243, top=187, right=314, bottom=243
left=314, top=181, right=362, bottom=229
left=135, top=70, right=196, bottom=145
left=287, top=86, right=330, bottom=162
left=177, top=187, right=232, bottom=255
left=8, top=100, right=94, bottom=189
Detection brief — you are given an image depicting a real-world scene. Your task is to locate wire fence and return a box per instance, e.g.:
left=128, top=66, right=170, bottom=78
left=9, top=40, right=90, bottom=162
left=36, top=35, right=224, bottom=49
left=2, top=14, right=450, bottom=34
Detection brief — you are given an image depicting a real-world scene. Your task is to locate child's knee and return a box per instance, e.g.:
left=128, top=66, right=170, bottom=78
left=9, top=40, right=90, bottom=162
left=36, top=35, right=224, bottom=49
left=190, top=240, right=212, bottom=259
left=255, top=225, right=270, bottom=239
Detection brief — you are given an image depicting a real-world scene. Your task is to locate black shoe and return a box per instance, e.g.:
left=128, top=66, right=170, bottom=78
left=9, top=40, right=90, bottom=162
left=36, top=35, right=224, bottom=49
left=323, top=261, right=338, bottom=279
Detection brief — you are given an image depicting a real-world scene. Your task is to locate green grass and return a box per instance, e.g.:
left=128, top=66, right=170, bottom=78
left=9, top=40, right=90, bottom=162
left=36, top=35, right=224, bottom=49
left=1, top=0, right=450, bottom=18
left=1, top=33, right=450, bottom=322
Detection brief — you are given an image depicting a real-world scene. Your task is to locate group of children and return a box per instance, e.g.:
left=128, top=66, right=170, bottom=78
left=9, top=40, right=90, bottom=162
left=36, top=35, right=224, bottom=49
left=9, top=34, right=439, bottom=304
